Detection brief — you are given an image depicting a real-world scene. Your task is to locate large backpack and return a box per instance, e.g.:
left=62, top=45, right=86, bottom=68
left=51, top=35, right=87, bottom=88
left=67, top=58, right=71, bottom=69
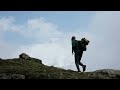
left=72, top=38, right=89, bottom=51
left=72, top=40, right=86, bottom=52
left=79, top=38, right=90, bottom=51
left=77, top=41, right=87, bottom=51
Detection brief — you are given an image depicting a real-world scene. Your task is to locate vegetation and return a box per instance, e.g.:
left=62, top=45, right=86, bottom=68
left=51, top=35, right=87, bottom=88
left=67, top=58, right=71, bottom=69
left=0, top=54, right=120, bottom=79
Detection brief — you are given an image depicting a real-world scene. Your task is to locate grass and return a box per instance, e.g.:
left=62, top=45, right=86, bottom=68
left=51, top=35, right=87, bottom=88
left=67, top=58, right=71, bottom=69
left=0, top=57, right=119, bottom=79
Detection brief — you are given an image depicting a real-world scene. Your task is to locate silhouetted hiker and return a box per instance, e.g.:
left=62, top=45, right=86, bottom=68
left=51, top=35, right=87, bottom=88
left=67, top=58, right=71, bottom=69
left=71, top=36, right=90, bottom=72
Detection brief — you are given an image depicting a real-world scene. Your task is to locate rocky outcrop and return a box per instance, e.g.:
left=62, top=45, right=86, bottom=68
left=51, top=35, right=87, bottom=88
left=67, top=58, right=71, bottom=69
left=19, top=53, right=30, bottom=60
left=19, top=53, right=42, bottom=64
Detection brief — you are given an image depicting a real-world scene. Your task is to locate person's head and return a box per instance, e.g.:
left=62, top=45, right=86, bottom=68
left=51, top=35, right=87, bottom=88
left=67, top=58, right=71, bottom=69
left=71, top=36, right=76, bottom=41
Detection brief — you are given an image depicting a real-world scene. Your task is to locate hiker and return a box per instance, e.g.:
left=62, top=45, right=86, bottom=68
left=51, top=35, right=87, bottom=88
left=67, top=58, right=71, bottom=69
left=71, top=36, right=89, bottom=72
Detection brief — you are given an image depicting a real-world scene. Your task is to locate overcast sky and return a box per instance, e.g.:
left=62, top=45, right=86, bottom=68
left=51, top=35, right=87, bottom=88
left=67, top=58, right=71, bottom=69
left=0, top=11, right=120, bottom=72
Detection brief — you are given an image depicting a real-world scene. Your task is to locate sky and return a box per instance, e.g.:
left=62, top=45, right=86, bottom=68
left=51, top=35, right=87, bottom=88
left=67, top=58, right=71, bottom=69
left=0, top=11, right=120, bottom=72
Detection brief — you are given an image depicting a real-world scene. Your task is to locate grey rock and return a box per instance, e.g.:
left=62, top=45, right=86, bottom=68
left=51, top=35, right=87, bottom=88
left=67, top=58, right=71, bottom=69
left=0, top=73, right=25, bottom=79
left=19, top=53, right=30, bottom=60
left=11, top=74, right=25, bottom=79
left=90, top=69, right=120, bottom=79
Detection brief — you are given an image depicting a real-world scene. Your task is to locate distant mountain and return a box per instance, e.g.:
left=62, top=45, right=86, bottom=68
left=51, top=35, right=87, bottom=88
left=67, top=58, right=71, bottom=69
left=0, top=53, right=120, bottom=79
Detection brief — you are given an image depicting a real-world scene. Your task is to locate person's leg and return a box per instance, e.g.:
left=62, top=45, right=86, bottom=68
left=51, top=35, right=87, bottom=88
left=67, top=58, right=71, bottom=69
left=78, top=51, right=86, bottom=72
left=78, top=51, right=84, bottom=66
left=75, top=53, right=81, bottom=72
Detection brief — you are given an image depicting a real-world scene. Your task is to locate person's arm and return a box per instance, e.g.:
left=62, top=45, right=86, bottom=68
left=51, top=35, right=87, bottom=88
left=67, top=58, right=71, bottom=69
left=72, top=46, right=74, bottom=54
left=72, top=40, right=77, bottom=54
left=72, top=46, right=76, bottom=54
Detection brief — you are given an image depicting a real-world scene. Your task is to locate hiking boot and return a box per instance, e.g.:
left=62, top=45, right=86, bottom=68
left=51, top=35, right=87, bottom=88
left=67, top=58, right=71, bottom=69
left=82, top=65, right=86, bottom=72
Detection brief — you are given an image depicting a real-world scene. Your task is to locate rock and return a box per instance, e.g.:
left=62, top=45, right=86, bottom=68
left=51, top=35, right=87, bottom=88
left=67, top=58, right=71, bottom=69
left=11, top=74, right=25, bottom=79
left=19, top=53, right=42, bottom=64
left=95, top=69, right=120, bottom=75
left=0, top=74, right=25, bottom=79
left=90, top=69, right=120, bottom=79
left=19, top=53, right=30, bottom=60
left=0, top=74, right=11, bottom=79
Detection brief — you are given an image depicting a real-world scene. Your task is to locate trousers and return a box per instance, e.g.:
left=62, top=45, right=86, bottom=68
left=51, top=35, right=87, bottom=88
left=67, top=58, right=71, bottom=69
left=74, top=51, right=84, bottom=72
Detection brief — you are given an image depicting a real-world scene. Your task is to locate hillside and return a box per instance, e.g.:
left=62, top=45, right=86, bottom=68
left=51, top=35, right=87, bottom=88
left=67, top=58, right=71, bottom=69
left=0, top=53, right=120, bottom=79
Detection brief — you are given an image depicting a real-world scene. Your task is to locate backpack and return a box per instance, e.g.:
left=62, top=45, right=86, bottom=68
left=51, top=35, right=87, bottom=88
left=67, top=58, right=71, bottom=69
left=72, top=40, right=86, bottom=51
left=72, top=38, right=89, bottom=51
left=79, top=37, right=90, bottom=51
left=77, top=41, right=87, bottom=51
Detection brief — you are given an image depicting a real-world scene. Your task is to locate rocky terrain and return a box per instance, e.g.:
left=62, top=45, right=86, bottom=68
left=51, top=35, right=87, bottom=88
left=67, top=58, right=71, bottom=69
left=0, top=53, right=120, bottom=79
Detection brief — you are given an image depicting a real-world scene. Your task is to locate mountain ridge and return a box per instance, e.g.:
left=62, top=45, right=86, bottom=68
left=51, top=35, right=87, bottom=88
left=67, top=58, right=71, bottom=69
left=0, top=53, right=120, bottom=79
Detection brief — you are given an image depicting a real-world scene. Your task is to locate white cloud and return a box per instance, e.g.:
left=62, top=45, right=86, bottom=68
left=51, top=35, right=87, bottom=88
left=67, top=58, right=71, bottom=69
left=0, top=16, right=14, bottom=31
left=18, top=17, right=63, bottom=43
left=0, top=16, right=22, bottom=32
left=84, top=11, right=120, bottom=71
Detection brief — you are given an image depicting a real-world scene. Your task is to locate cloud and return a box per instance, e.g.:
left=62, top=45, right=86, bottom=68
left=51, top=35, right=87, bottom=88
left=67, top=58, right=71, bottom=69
left=17, top=17, right=63, bottom=44
left=84, top=11, right=120, bottom=71
left=0, top=16, right=22, bottom=32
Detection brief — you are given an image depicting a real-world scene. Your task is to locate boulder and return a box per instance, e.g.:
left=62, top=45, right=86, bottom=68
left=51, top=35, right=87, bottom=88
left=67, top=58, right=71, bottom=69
left=19, top=53, right=30, bottom=60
